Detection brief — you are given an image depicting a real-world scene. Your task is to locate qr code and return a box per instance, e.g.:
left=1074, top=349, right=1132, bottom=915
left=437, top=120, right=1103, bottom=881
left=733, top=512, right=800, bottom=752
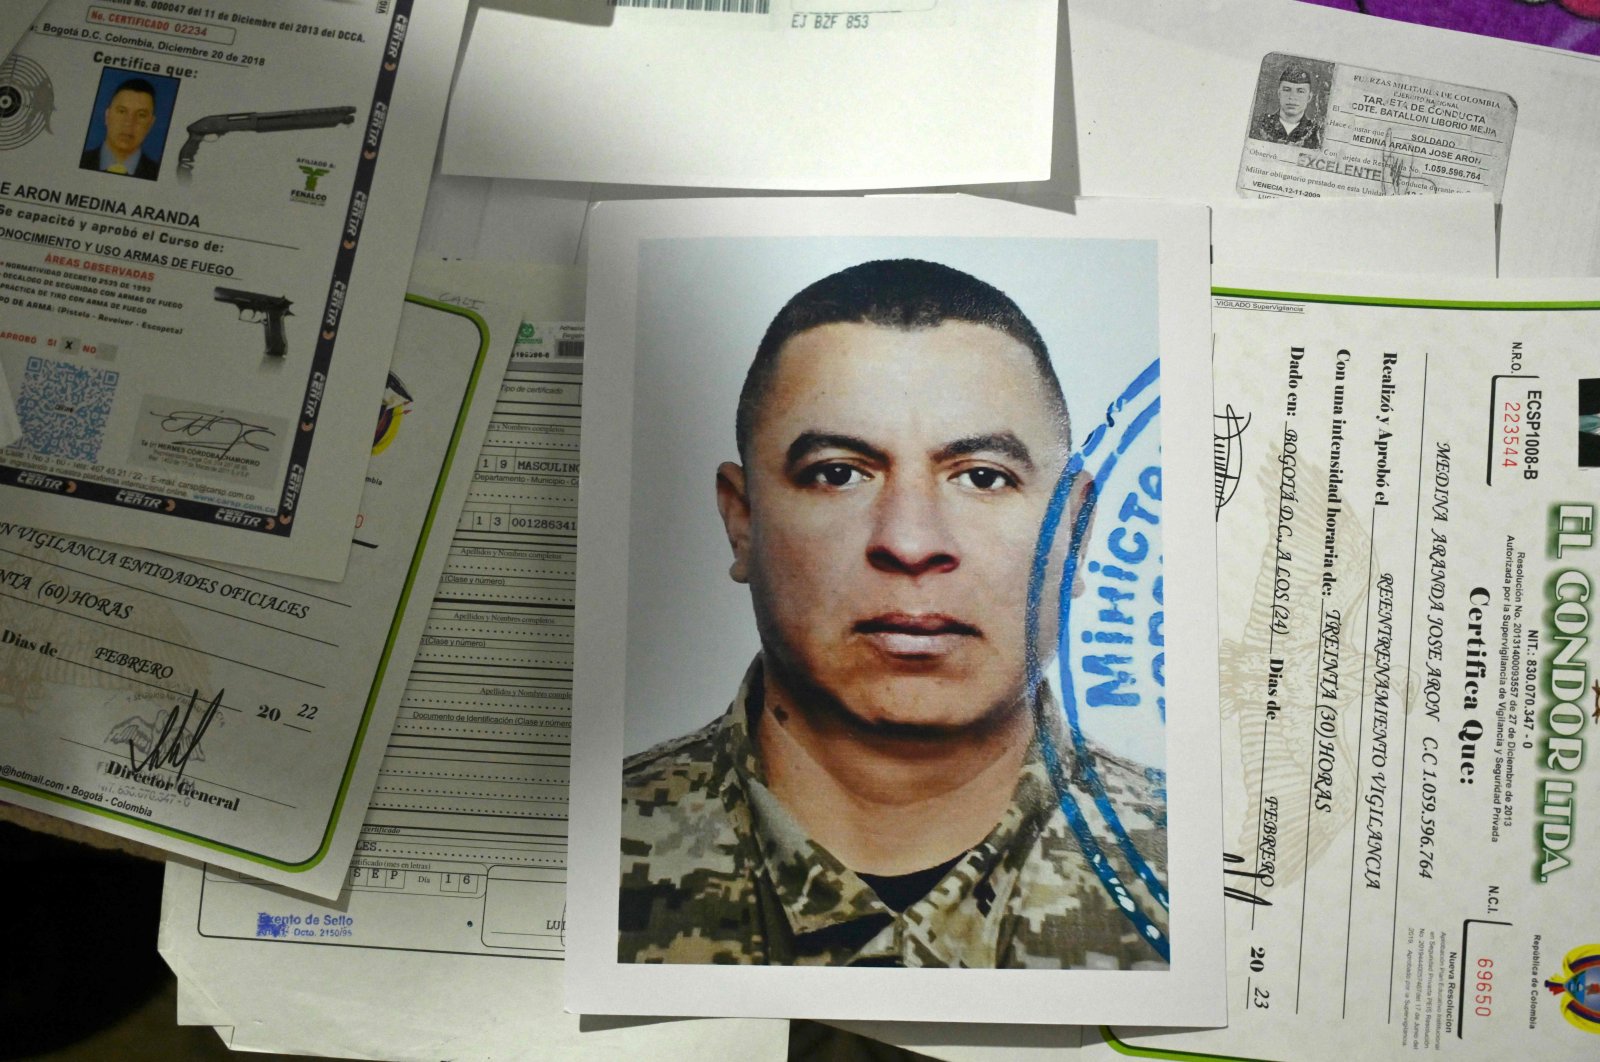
left=15, top=356, right=119, bottom=463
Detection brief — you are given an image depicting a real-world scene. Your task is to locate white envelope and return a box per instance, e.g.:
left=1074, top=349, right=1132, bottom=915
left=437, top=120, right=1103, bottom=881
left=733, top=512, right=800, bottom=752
left=416, top=171, right=591, bottom=264
left=444, top=0, right=1056, bottom=189
left=1211, top=192, right=1499, bottom=277
left=1068, top=0, right=1600, bottom=277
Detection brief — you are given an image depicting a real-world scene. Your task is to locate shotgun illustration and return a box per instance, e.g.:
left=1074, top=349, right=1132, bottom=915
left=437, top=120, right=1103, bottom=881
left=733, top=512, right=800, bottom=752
left=177, top=106, right=357, bottom=174
left=214, top=287, right=293, bottom=358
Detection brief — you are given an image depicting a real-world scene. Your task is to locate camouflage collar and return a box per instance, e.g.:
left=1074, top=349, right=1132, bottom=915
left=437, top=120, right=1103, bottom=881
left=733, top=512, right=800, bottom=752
left=712, top=657, right=1061, bottom=966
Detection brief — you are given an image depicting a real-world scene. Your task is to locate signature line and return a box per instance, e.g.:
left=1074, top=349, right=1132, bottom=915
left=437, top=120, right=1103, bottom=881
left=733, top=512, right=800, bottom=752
left=0, top=587, right=327, bottom=688
left=56, top=736, right=298, bottom=808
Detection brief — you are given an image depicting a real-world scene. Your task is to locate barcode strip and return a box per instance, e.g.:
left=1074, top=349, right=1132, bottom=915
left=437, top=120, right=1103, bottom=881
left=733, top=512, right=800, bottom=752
left=557, top=340, right=585, bottom=359
left=607, top=0, right=771, bottom=12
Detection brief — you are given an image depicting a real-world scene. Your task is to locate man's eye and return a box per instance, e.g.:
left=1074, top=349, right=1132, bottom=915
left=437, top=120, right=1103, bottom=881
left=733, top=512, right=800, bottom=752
left=806, top=462, right=866, bottom=488
left=954, top=467, right=1016, bottom=492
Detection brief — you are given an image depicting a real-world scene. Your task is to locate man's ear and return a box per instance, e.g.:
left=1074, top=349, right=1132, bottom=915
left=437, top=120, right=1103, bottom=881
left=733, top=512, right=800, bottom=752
left=716, top=461, right=753, bottom=584
left=1065, top=472, right=1098, bottom=599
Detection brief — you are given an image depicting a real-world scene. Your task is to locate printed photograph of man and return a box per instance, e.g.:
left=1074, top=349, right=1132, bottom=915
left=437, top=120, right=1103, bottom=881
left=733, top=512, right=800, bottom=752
left=79, top=70, right=178, bottom=180
left=618, top=259, right=1169, bottom=969
left=1580, top=377, right=1600, bottom=468
left=1248, top=58, right=1327, bottom=149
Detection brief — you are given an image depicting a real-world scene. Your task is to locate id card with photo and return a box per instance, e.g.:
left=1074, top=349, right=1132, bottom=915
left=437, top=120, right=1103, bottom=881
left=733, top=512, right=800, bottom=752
left=1237, top=52, right=1516, bottom=202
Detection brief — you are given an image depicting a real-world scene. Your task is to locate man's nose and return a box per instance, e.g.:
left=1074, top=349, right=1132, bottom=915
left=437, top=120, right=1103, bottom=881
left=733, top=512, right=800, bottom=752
left=865, top=477, right=959, bottom=577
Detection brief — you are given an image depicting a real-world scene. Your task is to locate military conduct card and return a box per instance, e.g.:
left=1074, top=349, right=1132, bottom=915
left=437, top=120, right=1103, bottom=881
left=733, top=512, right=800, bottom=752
left=1235, top=52, right=1515, bottom=204
left=1095, top=270, right=1600, bottom=1061
left=566, top=195, right=1226, bottom=1024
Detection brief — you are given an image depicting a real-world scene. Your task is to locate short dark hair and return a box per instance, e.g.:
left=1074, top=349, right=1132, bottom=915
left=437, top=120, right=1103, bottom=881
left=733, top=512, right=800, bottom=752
left=110, top=77, right=158, bottom=106
left=735, top=259, right=1068, bottom=460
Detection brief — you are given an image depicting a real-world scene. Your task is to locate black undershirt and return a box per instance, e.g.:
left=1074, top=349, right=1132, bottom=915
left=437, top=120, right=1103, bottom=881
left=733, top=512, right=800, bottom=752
left=856, top=852, right=966, bottom=914
left=790, top=852, right=970, bottom=960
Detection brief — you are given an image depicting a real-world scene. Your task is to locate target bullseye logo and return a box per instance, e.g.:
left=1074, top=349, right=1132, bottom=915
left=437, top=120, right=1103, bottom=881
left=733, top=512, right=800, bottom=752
left=0, top=54, right=54, bottom=151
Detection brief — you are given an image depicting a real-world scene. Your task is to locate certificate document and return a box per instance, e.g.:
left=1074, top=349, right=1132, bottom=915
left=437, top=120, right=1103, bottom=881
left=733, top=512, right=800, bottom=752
left=0, top=289, right=515, bottom=898
left=1103, top=273, right=1600, bottom=1059
left=0, top=0, right=467, bottom=579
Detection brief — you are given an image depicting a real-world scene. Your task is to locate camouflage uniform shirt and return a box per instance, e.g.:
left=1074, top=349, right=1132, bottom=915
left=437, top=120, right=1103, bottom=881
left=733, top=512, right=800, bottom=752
left=618, top=658, right=1170, bottom=968
left=1249, top=109, right=1322, bottom=149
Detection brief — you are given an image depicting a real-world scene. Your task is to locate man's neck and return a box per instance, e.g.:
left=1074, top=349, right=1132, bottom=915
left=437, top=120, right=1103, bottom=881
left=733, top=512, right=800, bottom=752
left=1278, top=113, right=1301, bottom=133
left=754, top=672, right=1032, bottom=877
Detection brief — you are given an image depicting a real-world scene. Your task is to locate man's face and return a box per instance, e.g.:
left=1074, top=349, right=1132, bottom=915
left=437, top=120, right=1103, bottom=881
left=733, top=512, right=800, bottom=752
left=718, top=321, right=1075, bottom=734
left=104, top=87, right=155, bottom=159
left=1277, top=79, right=1311, bottom=123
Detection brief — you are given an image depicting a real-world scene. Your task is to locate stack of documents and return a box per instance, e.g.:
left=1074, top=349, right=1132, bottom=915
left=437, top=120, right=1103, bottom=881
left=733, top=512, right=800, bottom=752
left=0, top=0, right=476, bottom=893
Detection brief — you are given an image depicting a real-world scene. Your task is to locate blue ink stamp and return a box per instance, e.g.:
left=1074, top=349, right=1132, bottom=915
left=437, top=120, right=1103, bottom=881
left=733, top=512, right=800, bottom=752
left=256, top=912, right=289, bottom=938
left=1027, top=360, right=1169, bottom=960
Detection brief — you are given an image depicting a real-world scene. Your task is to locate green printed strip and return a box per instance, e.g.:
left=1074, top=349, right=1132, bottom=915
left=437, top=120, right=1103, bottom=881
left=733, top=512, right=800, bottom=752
left=1212, top=288, right=1600, bottom=312
left=289, top=295, right=493, bottom=871
left=1101, top=1027, right=1272, bottom=1062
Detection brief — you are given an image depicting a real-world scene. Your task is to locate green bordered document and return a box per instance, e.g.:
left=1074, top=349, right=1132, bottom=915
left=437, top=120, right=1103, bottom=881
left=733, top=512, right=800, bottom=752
left=1097, top=273, right=1600, bottom=1060
left=0, top=292, right=515, bottom=898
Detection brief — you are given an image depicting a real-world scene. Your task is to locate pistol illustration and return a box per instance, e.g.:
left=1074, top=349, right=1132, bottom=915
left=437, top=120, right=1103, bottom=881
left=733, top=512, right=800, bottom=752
left=214, top=287, right=293, bottom=358
left=177, top=106, right=357, bottom=175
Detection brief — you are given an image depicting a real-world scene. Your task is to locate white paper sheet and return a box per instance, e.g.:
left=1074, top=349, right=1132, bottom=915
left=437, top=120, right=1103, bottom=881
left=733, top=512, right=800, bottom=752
left=443, top=0, right=1056, bottom=190
left=416, top=172, right=591, bottom=265
left=0, top=0, right=467, bottom=579
left=568, top=194, right=1224, bottom=1024
left=161, top=861, right=787, bottom=1062
left=1212, top=193, right=1499, bottom=278
left=1068, top=0, right=1600, bottom=278
left=1088, top=270, right=1600, bottom=1061
left=408, top=166, right=1498, bottom=292
left=158, top=263, right=790, bottom=1062
left=0, top=1, right=47, bottom=61
left=0, top=270, right=517, bottom=898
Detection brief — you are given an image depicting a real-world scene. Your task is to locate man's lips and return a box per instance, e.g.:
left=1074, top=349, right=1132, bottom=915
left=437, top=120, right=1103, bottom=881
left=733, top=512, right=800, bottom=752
left=853, top=613, right=980, bottom=656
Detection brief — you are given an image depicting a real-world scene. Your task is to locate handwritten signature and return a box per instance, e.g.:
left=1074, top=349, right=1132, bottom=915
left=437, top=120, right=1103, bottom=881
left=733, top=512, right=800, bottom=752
left=1223, top=851, right=1273, bottom=907
left=128, top=687, right=224, bottom=781
left=154, top=410, right=277, bottom=459
left=1213, top=404, right=1251, bottom=519
left=1379, top=129, right=1439, bottom=196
